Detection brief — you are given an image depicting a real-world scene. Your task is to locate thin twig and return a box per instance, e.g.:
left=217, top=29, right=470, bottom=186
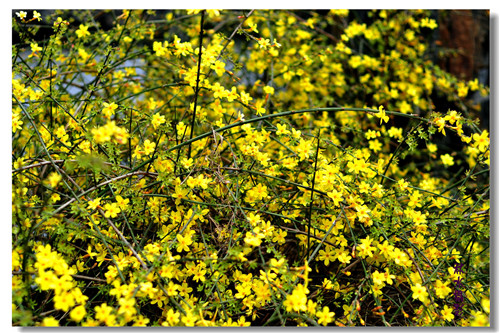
left=215, top=10, right=255, bottom=62
left=71, top=274, right=106, bottom=283
left=187, top=10, right=205, bottom=158
left=306, top=128, right=321, bottom=260
left=98, top=208, right=149, bottom=271
left=51, top=171, right=155, bottom=216
left=286, top=10, right=339, bottom=43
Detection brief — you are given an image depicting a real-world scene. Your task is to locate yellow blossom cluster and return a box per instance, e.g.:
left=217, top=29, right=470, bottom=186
left=12, top=9, right=489, bottom=328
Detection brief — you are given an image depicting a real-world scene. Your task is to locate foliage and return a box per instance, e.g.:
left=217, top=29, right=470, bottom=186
left=12, top=9, right=490, bottom=327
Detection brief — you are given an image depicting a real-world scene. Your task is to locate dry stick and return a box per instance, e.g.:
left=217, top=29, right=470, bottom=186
left=131, top=106, right=423, bottom=175
left=68, top=47, right=114, bottom=128
left=341, top=258, right=362, bottom=274
left=14, top=159, right=138, bottom=173
left=344, top=277, right=367, bottom=325
left=53, top=162, right=83, bottom=192
left=403, top=248, right=437, bottom=309
left=286, top=10, right=339, bottom=43
left=215, top=9, right=255, bottom=62
left=306, top=211, right=342, bottom=266
left=380, top=124, right=419, bottom=185
left=279, top=226, right=336, bottom=248
left=17, top=105, right=133, bottom=287
left=306, top=128, right=321, bottom=260
left=50, top=171, right=154, bottom=216
left=17, top=96, right=130, bottom=285
left=16, top=95, right=91, bottom=233
left=15, top=98, right=75, bottom=194
left=220, top=166, right=328, bottom=197
left=70, top=13, right=131, bottom=125
left=390, top=284, right=416, bottom=324
left=98, top=207, right=148, bottom=271
left=40, top=69, right=99, bottom=80
left=14, top=159, right=67, bottom=172
left=16, top=96, right=135, bottom=291
left=71, top=274, right=107, bottom=283
left=187, top=10, right=205, bottom=159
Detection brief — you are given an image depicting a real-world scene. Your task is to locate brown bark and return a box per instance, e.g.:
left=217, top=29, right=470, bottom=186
left=437, top=10, right=489, bottom=81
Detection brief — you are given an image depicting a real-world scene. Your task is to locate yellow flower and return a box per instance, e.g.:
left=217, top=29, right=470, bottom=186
left=440, top=154, right=454, bottom=167
left=337, top=250, right=352, bottom=264
left=118, top=297, right=137, bottom=320
left=283, top=285, right=308, bottom=312
left=244, top=230, right=263, bottom=247
left=444, top=110, right=460, bottom=125
left=470, top=310, right=489, bottom=326
left=176, top=233, right=193, bottom=252
left=102, top=102, right=118, bottom=118
left=276, top=123, right=291, bottom=136
left=115, top=195, right=129, bottom=210
left=54, top=291, right=76, bottom=312
left=240, top=91, right=253, bottom=104
left=295, top=138, right=312, bottom=161
left=481, top=297, right=490, bottom=314
left=434, top=117, right=447, bottom=136
left=76, top=24, right=90, bottom=38
left=210, top=60, right=226, bottom=76
left=29, top=43, right=43, bottom=58
left=91, top=121, right=124, bottom=144
left=258, top=38, right=271, bottom=49
left=143, top=139, right=156, bottom=155
left=318, top=246, right=335, bottom=266
left=371, top=270, right=386, bottom=286
left=421, top=17, right=438, bottom=29
left=472, top=130, right=489, bottom=152
left=78, top=47, right=90, bottom=62
left=440, top=305, right=454, bottom=322
left=469, top=78, right=480, bottom=91
left=35, top=269, right=57, bottom=291
left=246, top=212, right=261, bottom=226
left=388, top=127, right=403, bottom=139
left=94, top=303, right=114, bottom=323
left=375, top=105, right=389, bottom=124
left=263, top=85, right=275, bottom=95
left=357, top=235, right=376, bottom=258
left=181, top=310, right=198, bottom=326
left=411, top=283, right=428, bottom=303
left=104, top=202, right=121, bottom=218
left=33, top=11, right=42, bottom=21
left=70, top=305, right=87, bottom=322
left=50, top=193, right=61, bottom=203
left=427, top=143, right=438, bottom=154
left=47, top=172, right=62, bottom=188
left=434, top=280, right=452, bottom=299
left=365, top=129, right=379, bottom=140
left=327, top=189, right=342, bottom=207
left=369, top=139, right=382, bottom=153
left=40, top=317, right=59, bottom=327
left=16, top=11, right=27, bottom=20
left=87, top=197, right=101, bottom=210
left=254, top=100, right=266, bottom=116
left=166, top=308, right=180, bottom=325
left=53, top=17, right=69, bottom=27
left=457, top=82, right=469, bottom=98
left=12, top=112, right=24, bottom=132
left=247, top=22, right=259, bottom=33
left=181, top=157, right=194, bottom=169
left=316, top=306, right=335, bottom=326
left=272, top=228, right=287, bottom=244
left=134, top=315, right=150, bottom=326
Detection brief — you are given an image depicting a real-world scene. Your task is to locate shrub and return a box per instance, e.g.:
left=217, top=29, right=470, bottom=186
left=12, top=9, right=490, bottom=327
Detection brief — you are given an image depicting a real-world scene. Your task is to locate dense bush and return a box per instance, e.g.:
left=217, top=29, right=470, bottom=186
left=12, top=9, right=489, bottom=326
